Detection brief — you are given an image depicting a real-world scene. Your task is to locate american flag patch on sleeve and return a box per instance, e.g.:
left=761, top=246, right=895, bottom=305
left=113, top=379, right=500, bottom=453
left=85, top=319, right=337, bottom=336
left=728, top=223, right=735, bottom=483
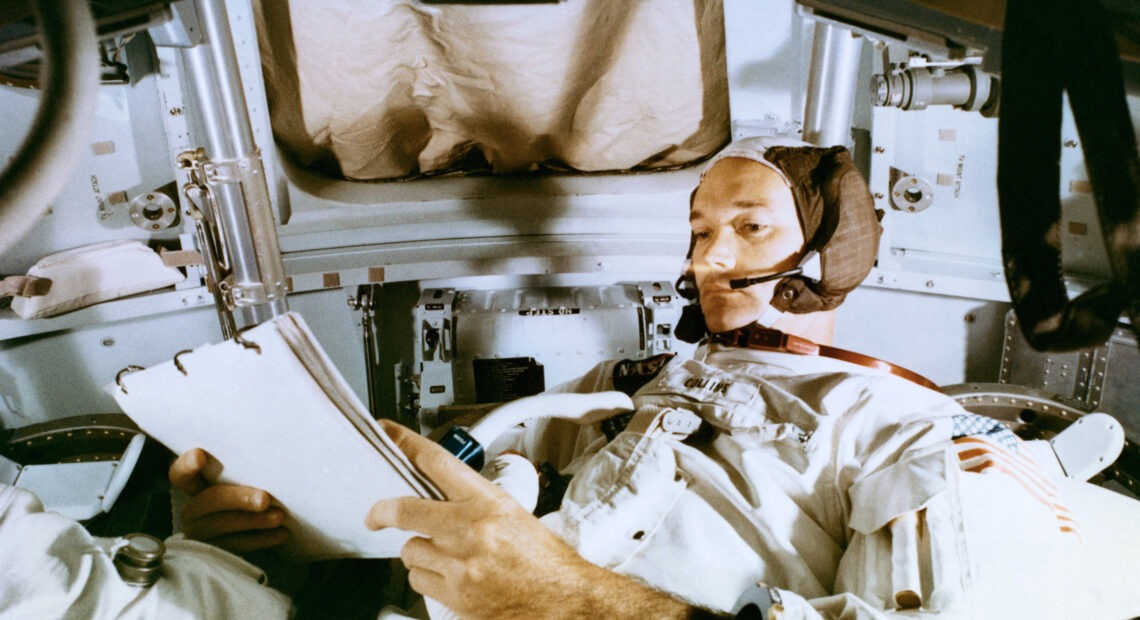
left=953, top=433, right=1081, bottom=539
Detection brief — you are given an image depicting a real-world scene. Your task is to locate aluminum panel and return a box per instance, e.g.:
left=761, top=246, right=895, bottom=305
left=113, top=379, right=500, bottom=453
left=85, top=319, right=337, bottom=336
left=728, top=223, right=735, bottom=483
left=1001, top=310, right=1140, bottom=442
left=411, top=282, right=684, bottom=428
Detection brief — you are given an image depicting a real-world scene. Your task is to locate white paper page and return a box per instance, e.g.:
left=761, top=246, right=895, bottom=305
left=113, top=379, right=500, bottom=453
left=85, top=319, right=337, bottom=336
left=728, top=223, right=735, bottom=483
left=108, top=313, right=437, bottom=559
left=275, top=313, right=442, bottom=499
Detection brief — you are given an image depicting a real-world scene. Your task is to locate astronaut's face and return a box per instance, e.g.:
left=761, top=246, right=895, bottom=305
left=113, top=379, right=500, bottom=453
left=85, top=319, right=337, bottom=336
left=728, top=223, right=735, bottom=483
left=690, top=158, right=804, bottom=333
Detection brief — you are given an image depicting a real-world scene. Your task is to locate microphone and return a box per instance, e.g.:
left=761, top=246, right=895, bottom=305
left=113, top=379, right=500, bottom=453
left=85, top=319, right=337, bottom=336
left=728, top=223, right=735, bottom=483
left=728, top=251, right=821, bottom=290
left=729, top=268, right=802, bottom=289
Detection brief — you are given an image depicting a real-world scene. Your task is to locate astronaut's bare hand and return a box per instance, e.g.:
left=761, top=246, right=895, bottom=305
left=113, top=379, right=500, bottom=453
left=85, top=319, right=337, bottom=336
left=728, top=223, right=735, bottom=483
left=365, top=420, right=679, bottom=620
left=169, top=448, right=291, bottom=553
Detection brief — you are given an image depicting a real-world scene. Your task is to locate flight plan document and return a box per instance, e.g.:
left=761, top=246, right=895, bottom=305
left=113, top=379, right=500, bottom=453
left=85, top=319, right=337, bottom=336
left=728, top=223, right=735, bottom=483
left=108, top=311, right=441, bottom=560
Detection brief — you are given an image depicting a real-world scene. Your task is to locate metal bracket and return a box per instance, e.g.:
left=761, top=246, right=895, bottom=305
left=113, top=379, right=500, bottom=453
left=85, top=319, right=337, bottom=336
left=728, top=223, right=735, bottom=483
left=177, top=148, right=287, bottom=320
left=349, top=284, right=381, bottom=418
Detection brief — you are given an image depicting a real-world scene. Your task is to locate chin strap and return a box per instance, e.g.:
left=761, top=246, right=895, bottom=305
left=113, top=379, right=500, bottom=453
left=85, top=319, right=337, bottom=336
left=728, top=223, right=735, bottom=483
left=710, top=324, right=941, bottom=392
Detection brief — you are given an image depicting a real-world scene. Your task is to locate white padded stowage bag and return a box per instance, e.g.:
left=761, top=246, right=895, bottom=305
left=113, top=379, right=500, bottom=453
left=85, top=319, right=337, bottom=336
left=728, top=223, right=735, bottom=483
left=10, top=240, right=185, bottom=319
left=253, top=0, right=729, bottom=180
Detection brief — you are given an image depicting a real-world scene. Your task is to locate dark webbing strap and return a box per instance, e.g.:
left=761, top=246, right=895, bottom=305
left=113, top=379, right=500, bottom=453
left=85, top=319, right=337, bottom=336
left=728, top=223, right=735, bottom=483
left=711, top=326, right=941, bottom=392
left=998, top=0, right=1140, bottom=351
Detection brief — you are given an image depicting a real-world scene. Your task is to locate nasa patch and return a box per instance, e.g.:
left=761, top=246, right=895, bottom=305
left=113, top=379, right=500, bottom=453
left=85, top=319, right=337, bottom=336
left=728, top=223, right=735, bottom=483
left=612, top=353, right=676, bottom=396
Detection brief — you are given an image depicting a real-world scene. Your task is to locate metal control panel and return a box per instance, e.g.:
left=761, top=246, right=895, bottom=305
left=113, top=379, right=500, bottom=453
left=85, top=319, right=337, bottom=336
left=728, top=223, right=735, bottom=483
left=408, top=281, right=684, bottom=430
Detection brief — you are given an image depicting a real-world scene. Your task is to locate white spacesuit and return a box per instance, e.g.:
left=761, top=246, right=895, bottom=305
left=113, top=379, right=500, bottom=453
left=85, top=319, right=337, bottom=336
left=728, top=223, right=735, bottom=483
left=0, top=485, right=292, bottom=619
left=508, top=342, right=1140, bottom=619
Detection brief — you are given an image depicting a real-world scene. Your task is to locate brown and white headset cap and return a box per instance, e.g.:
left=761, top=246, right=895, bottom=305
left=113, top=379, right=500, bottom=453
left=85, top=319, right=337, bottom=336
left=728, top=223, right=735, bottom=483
left=697, top=135, right=884, bottom=314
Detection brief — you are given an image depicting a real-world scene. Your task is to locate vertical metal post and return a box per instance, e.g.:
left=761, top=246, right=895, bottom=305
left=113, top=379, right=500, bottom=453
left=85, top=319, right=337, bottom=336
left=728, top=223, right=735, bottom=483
left=350, top=285, right=381, bottom=418
left=178, top=0, right=287, bottom=328
left=802, top=22, right=864, bottom=148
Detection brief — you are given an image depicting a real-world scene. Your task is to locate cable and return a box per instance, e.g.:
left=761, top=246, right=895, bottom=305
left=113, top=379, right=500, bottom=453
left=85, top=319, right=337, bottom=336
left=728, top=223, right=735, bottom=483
left=438, top=391, right=634, bottom=470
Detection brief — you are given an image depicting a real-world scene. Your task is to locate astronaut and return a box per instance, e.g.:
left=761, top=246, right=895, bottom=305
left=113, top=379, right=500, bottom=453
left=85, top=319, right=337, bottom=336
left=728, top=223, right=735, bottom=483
left=173, top=137, right=1137, bottom=619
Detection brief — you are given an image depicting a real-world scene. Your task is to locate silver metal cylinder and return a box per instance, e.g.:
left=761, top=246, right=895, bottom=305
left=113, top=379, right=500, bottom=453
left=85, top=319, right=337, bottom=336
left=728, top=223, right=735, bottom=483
left=182, top=0, right=255, bottom=158
left=871, top=66, right=996, bottom=114
left=180, top=0, right=287, bottom=326
left=802, top=22, right=864, bottom=148
left=113, top=533, right=165, bottom=587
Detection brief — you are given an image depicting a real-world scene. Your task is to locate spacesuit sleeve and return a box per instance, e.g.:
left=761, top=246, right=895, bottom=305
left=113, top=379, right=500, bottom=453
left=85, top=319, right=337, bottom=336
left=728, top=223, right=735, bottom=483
left=0, top=484, right=293, bottom=619
left=809, top=381, right=1113, bottom=619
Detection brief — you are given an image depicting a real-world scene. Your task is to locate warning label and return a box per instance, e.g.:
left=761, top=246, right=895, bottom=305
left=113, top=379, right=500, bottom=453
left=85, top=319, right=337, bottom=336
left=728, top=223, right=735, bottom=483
left=472, top=357, right=546, bottom=403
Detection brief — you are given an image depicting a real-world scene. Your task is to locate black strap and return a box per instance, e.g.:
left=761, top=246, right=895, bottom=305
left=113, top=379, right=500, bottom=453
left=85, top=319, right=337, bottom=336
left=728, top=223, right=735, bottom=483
left=999, top=0, right=1140, bottom=351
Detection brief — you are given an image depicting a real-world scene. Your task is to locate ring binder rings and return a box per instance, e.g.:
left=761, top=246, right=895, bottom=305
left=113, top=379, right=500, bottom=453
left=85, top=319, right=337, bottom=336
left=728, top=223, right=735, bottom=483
left=172, top=350, right=193, bottom=375
left=114, top=366, right=145, bottom=394
left=107, top=312, right=442, bottom=559
left=233, top=325, right=263, bottom=353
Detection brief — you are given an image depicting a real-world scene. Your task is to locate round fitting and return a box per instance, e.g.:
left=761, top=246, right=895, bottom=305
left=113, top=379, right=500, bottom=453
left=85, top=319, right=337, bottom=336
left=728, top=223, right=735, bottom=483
left=113, top=533, right=165, bottom=587
left=890, top=176, right=935, bottom=213
left=128, top=192, right=179, bottom=231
